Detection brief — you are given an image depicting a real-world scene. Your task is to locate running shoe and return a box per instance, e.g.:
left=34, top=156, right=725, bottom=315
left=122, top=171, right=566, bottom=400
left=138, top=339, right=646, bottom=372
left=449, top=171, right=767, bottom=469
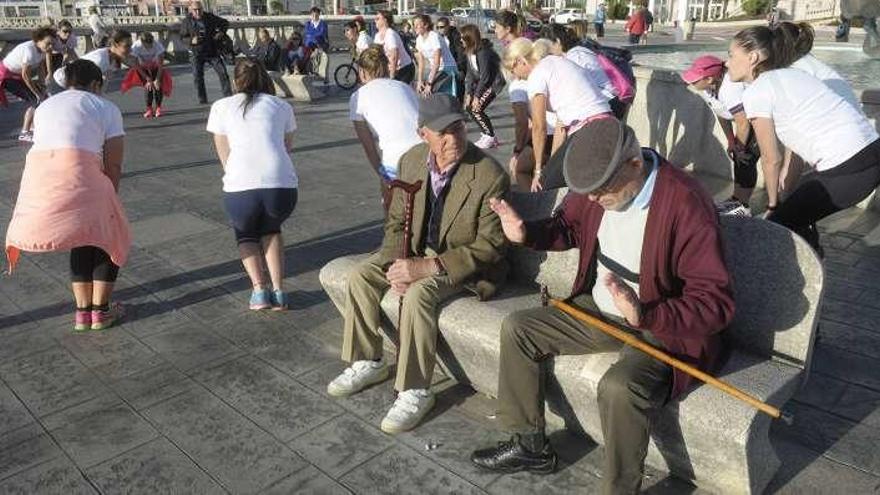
left=143, top=107, right=153, bottom=119
left=91, top=303, right=124, bottom=331
left=73, top=309, right=92, bottom=332
left=715, top=199, right=751, bottom=217
left=249, top=289, right=272, bottom=310
left=17, top=131, right=33, bottom=143
left=271, top=290, right=287, bottom=311
left=154, top=106, right=163, bottom=118
left=474, top=134, right=500, bottom=150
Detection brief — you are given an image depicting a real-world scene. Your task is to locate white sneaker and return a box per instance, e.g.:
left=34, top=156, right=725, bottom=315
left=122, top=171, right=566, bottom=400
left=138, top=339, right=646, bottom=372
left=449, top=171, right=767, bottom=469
left=474, top=134, right=491, bottom=149
left=380, top=388, right=435, bottom=434
left=17, top=131, right=32, bottom=143
left=326, top=360, right=389, bottom=397
left=484, top=135, right=500, bottom=149
left=716, top=199, right=751, bottom=217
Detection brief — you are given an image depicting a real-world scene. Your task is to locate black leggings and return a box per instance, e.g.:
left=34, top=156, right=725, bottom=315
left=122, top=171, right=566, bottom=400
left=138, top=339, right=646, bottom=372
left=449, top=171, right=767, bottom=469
left=70, top=246, right=119, bottom=283
left=732, top=131, right=760, bottom=189
left=142, top=67, right=163, bottom=107
left=768, top=138, right=880, bottom=249
left=467, top=88, right=497, bottom=136
left=395, top=63, right=415, bottom=85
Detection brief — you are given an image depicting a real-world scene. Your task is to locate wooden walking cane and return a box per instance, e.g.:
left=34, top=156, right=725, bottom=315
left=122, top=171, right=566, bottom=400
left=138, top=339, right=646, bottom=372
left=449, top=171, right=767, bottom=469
left=387, top=180, right=424, bottom=372
left=540, top=287, right=794, bottom=424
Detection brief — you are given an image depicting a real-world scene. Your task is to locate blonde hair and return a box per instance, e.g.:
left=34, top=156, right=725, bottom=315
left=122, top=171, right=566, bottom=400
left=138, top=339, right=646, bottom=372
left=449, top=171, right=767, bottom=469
left=502, top=38, right=552, bottom=73
left=358, top=45, right=389, bottom=79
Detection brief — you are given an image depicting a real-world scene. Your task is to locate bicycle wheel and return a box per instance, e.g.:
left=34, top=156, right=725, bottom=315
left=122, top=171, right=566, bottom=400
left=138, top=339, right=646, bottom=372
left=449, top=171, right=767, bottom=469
left=334, top=63, right=359, bottom=90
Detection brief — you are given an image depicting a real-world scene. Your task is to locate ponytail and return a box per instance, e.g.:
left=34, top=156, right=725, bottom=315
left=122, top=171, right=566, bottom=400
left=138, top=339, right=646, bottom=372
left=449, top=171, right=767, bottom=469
left=774, top=21, right=814, bottom=59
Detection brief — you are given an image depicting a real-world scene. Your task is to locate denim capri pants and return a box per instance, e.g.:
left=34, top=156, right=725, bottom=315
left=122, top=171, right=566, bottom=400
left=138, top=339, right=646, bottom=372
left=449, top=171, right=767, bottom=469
left=223, top=188, right=298, bottom=244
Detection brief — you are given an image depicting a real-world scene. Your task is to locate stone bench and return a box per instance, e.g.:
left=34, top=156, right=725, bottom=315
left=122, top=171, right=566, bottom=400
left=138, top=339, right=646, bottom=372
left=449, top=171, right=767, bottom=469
left=270, top=72, right=326, bottom=102
left=319, top=188, right=824, bottom=494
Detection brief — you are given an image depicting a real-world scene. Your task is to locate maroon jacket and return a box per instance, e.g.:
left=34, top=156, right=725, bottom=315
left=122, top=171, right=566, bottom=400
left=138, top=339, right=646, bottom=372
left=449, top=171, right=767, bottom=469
left=524, top=156, right=735, bottom=399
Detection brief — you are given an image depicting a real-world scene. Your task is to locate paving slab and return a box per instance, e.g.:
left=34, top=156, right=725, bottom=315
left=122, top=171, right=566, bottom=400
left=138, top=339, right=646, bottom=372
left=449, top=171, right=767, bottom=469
left=141, top=388, right=308, bottom=493
left=85, top=438, right=223, bottom=494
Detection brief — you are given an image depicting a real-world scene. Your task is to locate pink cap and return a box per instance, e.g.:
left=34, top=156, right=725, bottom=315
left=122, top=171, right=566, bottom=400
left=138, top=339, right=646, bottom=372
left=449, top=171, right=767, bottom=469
left=681, top=55, right=725, bottom=84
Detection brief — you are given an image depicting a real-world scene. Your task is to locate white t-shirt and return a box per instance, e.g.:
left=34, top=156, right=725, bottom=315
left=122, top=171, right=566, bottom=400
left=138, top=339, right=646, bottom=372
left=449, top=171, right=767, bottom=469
left=697, top=73, right=745, bottom=121
left=564, top=46, right=615, bottom=101
left=527, top=55, right=611, bottom=128
left=374, top=28, right=413, bottom=69
left=207, top=93, right=299, bottom=192
left=743, top=68, right=878, bottom=171
left=509, top=78, right=557, bottom=134
left=792, top=54, right=861, bottom=113
left=356, top=31, right=372, bottom=54
left=350, top=78, right=422, bottom=174
left=2, top=41, right=43, bottom=73
left=131, top=39, right=166, bottom=64
left=31, top=89, right=124, bottom=155
left=415, top=30, right=456, bottom=70
left=53, top=48, right=115, bottom=87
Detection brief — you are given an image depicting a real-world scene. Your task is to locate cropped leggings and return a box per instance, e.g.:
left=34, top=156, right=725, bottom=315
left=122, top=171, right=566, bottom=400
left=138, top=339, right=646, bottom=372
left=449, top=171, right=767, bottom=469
left=768, top=138, right=880, bottom=249
left=70, top=246, right=119, bottom=283
left=467, top=88, right=497, bottom=137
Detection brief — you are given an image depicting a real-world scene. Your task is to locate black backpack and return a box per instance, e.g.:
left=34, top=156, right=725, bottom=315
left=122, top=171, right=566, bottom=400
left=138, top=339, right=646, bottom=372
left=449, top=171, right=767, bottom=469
left=580, top=38, right=637, bottom=88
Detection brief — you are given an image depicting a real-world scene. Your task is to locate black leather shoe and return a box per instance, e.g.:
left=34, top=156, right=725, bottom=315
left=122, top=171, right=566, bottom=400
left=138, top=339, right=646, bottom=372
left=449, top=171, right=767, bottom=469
left=471, top=435, right=557, bottom=474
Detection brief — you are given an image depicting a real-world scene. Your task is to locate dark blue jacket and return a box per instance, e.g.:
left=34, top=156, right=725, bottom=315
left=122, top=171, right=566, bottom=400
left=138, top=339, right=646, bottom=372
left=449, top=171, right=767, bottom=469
left=304, top=20, right=329, bottom=49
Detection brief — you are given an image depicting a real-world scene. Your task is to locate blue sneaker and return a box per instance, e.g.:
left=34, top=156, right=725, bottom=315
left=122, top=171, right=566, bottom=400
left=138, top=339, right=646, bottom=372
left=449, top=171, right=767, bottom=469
left=272, top=290, right=287, bottom=311
left=249, top=289, right=272, bottom=310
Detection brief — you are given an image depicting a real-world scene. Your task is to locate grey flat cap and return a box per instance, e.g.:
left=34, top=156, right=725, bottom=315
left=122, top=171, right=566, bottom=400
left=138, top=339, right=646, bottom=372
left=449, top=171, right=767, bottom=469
left=562, top=118, right=641, bottom=194
left=418, top=93, right=466, bottom=132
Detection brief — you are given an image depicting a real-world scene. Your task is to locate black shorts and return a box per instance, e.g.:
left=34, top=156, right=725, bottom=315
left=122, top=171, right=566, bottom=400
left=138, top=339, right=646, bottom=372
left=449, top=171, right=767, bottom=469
left=223, top=188, right=298, bottom=244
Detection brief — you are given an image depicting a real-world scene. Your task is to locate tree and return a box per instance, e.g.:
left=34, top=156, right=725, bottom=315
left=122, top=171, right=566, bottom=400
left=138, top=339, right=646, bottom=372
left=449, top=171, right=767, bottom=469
left=270, top=0, right=285, bottom=13
left=607, top=0, right=629, bottom=19
left=741, top=0, right=770, bottom=16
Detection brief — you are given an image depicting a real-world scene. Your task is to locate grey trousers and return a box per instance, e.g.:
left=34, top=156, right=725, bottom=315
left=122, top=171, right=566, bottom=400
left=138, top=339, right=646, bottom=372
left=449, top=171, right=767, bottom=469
left=497, top=295, right=673, bottom=495
left=341, top=254, right=463, bottom=391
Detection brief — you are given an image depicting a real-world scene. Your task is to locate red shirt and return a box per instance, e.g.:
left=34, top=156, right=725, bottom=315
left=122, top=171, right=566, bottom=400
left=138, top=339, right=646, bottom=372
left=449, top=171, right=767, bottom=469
left=626, top=9, right=648, bottom=35
left=524, top=156, right=735, bottom=398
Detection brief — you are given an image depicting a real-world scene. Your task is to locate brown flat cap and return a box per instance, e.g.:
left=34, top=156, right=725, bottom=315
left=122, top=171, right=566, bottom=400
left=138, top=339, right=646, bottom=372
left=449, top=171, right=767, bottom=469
left=562, top=118, right=641, bottom=194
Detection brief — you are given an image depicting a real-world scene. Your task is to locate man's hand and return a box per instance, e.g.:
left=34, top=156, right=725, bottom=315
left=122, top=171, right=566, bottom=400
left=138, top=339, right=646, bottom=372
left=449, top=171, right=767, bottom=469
left=489, top=198, right=526, bottom=243
left=386, top=257, right=436, bottom=295
left=605, top=273, right=642, bottom=327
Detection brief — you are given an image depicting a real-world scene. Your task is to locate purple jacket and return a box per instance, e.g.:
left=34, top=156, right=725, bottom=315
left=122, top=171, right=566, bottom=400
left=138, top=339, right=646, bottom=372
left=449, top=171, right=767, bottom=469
left=524, top=157, right=735, bottom=399
left=304, top=20, right=329, bottom=49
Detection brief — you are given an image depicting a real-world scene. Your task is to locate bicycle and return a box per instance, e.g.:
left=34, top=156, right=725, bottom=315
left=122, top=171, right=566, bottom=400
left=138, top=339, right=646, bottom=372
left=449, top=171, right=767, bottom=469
left=334, top=60, right=359, bottom=90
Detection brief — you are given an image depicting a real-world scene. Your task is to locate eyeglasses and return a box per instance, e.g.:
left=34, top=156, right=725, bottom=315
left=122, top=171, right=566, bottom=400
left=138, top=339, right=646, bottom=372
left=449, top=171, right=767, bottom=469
left=60, top=29, right=71, bottom=34
left=436, top=24, right=448, bottom=29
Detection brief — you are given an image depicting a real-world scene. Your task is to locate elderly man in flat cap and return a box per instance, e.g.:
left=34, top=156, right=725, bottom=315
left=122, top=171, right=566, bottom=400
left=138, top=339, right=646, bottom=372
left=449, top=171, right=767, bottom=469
left=326, top=93, right=509, bottom=434
left=471, top=119, right=735, bottom=494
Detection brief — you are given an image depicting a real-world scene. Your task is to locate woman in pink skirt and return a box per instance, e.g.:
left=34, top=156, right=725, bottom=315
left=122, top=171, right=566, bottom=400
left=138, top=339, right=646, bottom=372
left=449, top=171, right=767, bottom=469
left=5, top=59, right=131, bottom=331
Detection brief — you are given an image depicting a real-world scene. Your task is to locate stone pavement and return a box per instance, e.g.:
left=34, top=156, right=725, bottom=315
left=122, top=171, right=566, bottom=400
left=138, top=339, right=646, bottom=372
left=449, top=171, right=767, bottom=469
left=1, top=64, right=880, bottom=494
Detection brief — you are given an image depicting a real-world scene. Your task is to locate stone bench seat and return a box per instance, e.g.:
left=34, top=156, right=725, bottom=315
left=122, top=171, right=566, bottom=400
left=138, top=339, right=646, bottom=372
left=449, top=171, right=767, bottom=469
left=319, top=189, right=823, bottom=494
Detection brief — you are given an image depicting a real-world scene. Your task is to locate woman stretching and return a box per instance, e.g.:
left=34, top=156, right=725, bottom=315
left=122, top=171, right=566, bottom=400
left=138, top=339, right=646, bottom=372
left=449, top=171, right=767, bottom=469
left=53, top=29, right=133, bottom=91
left=460, top=24, right=504, bottom=149
left=122, top=32, right=172, bottom=119
left=1, top=27, right=55, bottom=142
left=728, top=26, right=880, bottom=252
left=413, top=14, right=458, bottom=97
left=5, top=60, right=130, bottom=331
left=502, top=38, right=611, bottom=191
left=207, top=59, right=299, bottom=310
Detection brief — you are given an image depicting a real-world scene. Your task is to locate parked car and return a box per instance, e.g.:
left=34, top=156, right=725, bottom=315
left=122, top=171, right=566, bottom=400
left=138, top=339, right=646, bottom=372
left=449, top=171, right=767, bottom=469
left=550, top=8, right=587, bottom=24
left=451, top=7, right=472, bottom=18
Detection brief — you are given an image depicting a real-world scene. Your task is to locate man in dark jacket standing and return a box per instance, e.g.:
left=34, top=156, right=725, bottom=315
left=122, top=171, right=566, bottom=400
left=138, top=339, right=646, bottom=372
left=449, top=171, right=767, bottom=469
left=179, top=0, right=232, bottom=104
left=471, top=119, right=734, bottom=495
